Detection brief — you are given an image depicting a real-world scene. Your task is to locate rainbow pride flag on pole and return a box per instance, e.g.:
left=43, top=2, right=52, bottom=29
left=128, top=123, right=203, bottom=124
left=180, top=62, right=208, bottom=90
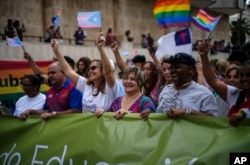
left=191, top=9, right=221, bottom=32
left=153, top=0, right=191, bottom=28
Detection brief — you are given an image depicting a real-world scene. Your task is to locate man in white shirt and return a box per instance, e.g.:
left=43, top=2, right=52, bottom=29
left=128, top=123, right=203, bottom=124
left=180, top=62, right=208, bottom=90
left=157, top=53, right=219, bottom=117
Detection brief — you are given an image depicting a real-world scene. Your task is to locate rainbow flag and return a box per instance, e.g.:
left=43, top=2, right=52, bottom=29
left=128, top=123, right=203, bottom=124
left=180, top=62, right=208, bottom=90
left=153, top=0, right=190, bottom=28
left=192, top=9, right=221, bottom=32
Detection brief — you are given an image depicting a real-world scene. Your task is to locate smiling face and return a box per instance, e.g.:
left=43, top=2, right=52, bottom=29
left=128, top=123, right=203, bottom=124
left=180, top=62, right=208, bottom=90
left=88, top=61, right=102, bottom=82
left=123, top=67, right=145, bottom=95
left=123, top=72, right=140, bottom=94
left=225, top=68, right=240, bottom=87
left=170, top=63, right=193, bottom=87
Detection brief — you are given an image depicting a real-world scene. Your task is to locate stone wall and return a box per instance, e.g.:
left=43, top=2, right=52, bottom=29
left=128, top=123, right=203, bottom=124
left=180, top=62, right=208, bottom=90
left=0, top=0, right=230, bottom=44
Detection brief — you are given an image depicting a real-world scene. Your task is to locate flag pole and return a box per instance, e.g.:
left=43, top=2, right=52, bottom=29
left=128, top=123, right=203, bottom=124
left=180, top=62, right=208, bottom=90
left=207, top=31, right=213, bottom=41
left=21, top=45, right=26, bottom=52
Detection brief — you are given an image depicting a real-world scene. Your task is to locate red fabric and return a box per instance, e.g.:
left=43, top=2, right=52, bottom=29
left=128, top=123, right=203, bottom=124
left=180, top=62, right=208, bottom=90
left=228, top=99, right=250, bottom=117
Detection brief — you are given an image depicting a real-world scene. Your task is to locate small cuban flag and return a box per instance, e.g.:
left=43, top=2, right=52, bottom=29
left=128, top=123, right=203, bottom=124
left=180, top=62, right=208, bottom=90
left=77, top=11, right=101, bottom=28
left=6, top=36, right=22, bottom=47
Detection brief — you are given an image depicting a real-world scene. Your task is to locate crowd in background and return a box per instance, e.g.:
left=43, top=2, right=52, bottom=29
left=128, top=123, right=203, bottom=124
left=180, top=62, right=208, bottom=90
left=3, top=19, right=25, bottom=41
left=3, top=18, right=234, bottom=55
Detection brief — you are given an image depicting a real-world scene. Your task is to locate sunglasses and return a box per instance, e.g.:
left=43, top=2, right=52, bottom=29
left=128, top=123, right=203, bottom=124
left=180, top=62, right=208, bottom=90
left=240, top=72, right=250, bottom=78
left=89, top=66, right=99, bottom=71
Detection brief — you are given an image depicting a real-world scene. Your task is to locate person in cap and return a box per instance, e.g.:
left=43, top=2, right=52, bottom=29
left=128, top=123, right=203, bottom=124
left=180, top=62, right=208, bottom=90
left=157, top=53, right=219, bottom=117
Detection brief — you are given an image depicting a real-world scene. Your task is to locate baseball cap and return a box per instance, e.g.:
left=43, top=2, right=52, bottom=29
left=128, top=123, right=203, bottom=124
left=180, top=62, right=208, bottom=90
left=169, top=53, right=196, bottom=66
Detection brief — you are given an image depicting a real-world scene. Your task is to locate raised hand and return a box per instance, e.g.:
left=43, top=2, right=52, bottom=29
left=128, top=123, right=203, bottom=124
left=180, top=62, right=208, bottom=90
left=110, top=41, right=119, bottom=53
left=51, top=39, right=59, bottom=52
left=197, top=40, right=210, bottom=56
left=148, top=42, right=157, bottom=55
left=96, top=33, right=106, bottom=48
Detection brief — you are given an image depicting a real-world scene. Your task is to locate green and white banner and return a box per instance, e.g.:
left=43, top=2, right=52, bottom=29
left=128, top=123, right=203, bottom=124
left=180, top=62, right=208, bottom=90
left=0, top=113, right=249, bottom=165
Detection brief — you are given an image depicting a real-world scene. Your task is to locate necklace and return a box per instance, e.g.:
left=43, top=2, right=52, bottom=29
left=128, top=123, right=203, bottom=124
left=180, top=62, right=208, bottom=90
left=182, top=81, right=192, bottom=88
left=175, top=81, right=192, bottom=90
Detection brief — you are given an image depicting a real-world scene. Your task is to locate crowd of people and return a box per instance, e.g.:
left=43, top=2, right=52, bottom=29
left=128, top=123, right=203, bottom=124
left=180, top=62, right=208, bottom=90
left=3, top=19, right=155, bottom=49
left=1, top=30, right=249, bottom=126
left=193, top=39, right=231, bottom=54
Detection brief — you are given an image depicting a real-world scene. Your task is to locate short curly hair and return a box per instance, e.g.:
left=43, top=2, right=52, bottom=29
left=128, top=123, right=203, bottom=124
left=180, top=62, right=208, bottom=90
left=123, top=66, right=145, bottom=92
left=20, top=74, right=41, bottom=91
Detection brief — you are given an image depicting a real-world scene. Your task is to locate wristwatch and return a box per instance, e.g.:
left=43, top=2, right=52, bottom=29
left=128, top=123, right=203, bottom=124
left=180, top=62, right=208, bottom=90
left=52, top=111, right=57, bottom=116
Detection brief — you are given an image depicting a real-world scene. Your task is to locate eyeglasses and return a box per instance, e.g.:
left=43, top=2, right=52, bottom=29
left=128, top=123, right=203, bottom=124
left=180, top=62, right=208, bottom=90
left=89, top=66, right=99, bottom=71
left=240, top=72, right=250, bottom=78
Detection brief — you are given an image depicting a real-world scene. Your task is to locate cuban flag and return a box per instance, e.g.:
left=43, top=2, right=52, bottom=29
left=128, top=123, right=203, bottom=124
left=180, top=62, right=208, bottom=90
left=6, top=36, right=22, bottom=47
left=156, top=28, right=192, bottom=60
left=77, top=11, right=101, bottom=28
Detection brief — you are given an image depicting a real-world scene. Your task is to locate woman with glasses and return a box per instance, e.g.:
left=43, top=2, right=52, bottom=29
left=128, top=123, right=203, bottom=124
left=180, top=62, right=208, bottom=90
left=51, top=33, right=124, bottom=115
left=197, top=40, right=250, bottom=126
left=109, top=66, right=155, bottom=120
left=14, top=74, right=46, bottom=117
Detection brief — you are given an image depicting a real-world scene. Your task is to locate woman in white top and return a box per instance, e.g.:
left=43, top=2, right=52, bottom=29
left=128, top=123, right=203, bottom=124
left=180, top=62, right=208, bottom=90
left=51, top=33, right=124, bottom=115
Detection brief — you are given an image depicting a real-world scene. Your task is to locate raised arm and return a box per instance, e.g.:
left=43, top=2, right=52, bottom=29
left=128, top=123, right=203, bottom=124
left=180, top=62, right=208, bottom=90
left=148, top=43, right=160, bottom=65
left=96, top=33, right=115, bottom=88
left=110, top=41, right=126, bottom=73
left=196, top=62, right=206, bottom=86
left=51, top=39, right=79, bottom=84
left=24, top=52, right=43, bottom=75
left=24, top=52, right=49, bottom=84
left=197, top=40, right=228, bottom=101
